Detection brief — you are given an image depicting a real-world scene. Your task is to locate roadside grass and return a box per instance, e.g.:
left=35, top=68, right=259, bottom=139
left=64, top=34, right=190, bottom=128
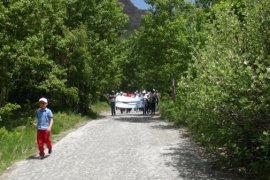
left=0, top=102, right=108, bottom=174
left=51, top=112, right=88, bottom=135
left=91, top=101, right=109, bottom=115
left=0, top=126, right=36, bottom=173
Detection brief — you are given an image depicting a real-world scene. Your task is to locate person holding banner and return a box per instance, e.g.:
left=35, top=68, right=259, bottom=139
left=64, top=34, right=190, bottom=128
left=109, top=91, right=116, bottom=116
left=142, top=91, right=148, bottom=115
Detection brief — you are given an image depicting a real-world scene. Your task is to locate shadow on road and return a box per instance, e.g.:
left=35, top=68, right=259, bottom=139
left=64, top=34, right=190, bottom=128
left=162, top=142, right=242, bottom=180
left=151, top=124, right=178, bottom=130
left=113, top=113, right=160, bottom=123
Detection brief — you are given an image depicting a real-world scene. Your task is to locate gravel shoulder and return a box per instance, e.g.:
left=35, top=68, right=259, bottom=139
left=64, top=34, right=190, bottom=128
left=0, top=112, right=239, bottom=180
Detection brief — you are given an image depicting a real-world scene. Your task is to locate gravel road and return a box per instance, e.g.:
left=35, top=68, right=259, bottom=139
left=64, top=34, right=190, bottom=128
left=1, top=112, right=239, bottom=180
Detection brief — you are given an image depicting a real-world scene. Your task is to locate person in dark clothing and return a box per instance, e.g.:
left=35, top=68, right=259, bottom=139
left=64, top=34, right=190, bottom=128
left=143, top=93, right=148, bottom=115
left=149, top=90, right=158, bottom=115
left=109, top=91, right=116, bottom=116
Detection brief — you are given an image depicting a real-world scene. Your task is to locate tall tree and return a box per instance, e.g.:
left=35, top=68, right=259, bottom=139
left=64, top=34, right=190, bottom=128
left=123, top=0, right=201, bottom=97
left=63, top=0, right=128, bottom=113
left=0, top=0, right=128, bottom=114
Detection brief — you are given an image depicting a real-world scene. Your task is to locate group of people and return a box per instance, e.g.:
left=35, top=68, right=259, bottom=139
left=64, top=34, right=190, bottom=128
left=108, top=89, right=159, bottom=116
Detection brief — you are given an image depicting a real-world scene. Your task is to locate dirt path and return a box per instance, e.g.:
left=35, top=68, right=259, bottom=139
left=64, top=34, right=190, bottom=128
left=0, top=112, right=239, bottom=180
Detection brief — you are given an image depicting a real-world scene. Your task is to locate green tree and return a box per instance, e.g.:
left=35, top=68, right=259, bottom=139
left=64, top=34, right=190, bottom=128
left=0, top=0, right=127, bottom=115
left=123, top=0, right=201, bottom=97
left=63, top=0, right=128, bottom=113
left=0, top=0, right=74, bottom=110
left=173, top=0, right=270, bottom=176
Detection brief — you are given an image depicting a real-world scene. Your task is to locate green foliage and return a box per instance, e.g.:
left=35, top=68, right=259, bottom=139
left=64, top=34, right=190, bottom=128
left=0, top=0, right=127, bottom=116
left=159, top=0, right=270, bottom=177
left=0, top=125, right=36, bottom=173
left=0, top=103, right=21, bottom=127
left=160, top=96, right=183, bottom=125
left=195, top=0, right=223, bottom=8
left=52, top=112, right=88, bottom=134
left=91, top=101, right=109, bottom=114
left=0, top=103, right=20, bottom=117
left=121, top=0, right=203, bottom=93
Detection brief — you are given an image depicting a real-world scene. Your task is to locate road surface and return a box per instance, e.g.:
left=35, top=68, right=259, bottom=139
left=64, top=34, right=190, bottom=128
left=1, top=112, right=239, bottom=180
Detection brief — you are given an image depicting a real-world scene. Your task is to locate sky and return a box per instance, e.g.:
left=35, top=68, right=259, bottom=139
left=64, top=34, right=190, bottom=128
left=130, top=0, right=151, bottom=10
left=130, top=0, right=195, bottom=10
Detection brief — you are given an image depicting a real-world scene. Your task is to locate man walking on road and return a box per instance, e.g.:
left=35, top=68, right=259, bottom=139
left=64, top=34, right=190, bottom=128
left=149, top=90, right=158, bottom=115
left=109, top=91, right=116, bottom=116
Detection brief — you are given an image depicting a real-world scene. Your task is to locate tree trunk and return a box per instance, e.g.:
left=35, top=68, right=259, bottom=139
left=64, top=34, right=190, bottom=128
left=0, top=87, right=8, bottom=107
left=172, top=76, right=176, bottom=103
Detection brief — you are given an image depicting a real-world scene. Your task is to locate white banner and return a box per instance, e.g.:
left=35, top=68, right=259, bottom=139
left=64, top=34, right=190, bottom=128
left=116, top=96, right=144, bottom=108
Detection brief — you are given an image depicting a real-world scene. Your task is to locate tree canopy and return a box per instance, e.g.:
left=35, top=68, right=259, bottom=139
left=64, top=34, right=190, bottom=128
left=0, top=0, right=128, bottom=117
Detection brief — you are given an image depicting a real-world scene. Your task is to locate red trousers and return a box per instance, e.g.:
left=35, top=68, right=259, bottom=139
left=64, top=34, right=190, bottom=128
left=37, top=130, right=52, bottom=156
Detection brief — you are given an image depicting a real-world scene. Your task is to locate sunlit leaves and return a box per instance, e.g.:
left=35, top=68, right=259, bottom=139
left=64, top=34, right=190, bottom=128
left=0, top=0, right=127, bottom=114
left=171, top=0, right=270, bottom=176
left=122, top=0, right=198, bottom=92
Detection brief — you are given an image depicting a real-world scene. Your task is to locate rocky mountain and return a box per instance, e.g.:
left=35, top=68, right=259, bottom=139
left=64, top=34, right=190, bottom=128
left=119, top=0, right=147, bottom=29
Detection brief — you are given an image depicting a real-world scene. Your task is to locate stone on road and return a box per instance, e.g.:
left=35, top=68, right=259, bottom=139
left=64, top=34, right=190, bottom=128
left=1, top=113, right=237, bottom=180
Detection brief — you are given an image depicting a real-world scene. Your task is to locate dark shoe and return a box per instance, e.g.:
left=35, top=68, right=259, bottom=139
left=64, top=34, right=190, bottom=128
left=39, top=156, right=45, bottom=160
left=48, top=149, right=52, bottom=155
